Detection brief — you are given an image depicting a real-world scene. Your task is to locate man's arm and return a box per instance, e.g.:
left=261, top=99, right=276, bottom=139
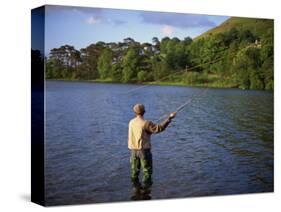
left=144, top=112, right=176, bottom=134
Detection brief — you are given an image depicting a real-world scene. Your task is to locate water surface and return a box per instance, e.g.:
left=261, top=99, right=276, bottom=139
left=45, top=81, right=273, bottom=205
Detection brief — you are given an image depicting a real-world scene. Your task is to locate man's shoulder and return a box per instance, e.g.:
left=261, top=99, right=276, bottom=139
left=129, top=117, right=150, bottom=126
left=129, top=117, right=137, bottom=125
left=143, top=119, right=154, bottom=130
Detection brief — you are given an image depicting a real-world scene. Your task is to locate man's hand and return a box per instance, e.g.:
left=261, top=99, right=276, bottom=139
left=169, top=112, right=177, bottom=120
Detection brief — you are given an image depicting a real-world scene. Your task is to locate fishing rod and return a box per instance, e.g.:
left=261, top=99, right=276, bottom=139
left=154, top=88, right=209, bottom=122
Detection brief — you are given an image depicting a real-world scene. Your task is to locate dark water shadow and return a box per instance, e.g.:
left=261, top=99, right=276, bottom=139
left=130, top=185, right=152, bottom=201
left=130, top=174, right=152, bottom=201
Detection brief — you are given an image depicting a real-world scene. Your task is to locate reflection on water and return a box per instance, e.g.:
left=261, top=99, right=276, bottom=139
left=45, top=81, right=273, bottom=206
left=131, top=186, right=151, bottom=201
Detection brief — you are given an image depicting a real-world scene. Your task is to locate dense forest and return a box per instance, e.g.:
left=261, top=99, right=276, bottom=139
left=44, top=17, right=274, bottom=90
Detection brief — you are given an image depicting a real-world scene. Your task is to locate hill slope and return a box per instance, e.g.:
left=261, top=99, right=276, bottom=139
left=188, top=16, right=274, bottom=90
left=195, top=17, right=273, bottom=40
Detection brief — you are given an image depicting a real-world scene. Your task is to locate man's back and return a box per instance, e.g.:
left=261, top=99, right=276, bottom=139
left=128, top=116, right=173, bottom=150
left=128, top=117, right=151, bottom=150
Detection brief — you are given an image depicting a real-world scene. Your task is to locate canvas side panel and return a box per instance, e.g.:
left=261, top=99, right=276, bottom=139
left=31, top=6, right=45, bottom=206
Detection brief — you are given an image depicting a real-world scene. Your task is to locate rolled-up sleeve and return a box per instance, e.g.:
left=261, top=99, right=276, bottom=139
left=144, top=118, right=171, bottom=134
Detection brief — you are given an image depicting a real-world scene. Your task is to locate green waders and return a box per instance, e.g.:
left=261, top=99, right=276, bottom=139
left=130, top=149, right=153, bottom=189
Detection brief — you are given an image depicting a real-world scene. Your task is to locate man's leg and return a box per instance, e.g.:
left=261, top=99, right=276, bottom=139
left=140, top=150, right=153, bottom=188
left=130, top=150, right=141, bottom=187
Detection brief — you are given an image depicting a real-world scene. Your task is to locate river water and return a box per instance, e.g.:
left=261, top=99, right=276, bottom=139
left=45, top=80, right=273, bottom=205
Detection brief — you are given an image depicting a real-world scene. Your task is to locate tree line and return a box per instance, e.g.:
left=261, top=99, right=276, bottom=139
left=44, top=26, right=273, bottom=90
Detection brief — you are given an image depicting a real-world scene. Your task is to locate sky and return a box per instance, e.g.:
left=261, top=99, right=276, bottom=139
left=42, top=5, right=229, bottom=55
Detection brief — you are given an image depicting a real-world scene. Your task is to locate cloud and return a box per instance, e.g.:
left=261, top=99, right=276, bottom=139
left=140, top=12, right=216, bottom=28
left=85, top=16, right=127, bottom=26
left=47, top=5, right=104, bottom=15
left=72, top=7, right=104, bottom=15
left=71, top=7, right=127, bottom=26
left=112, top=19, right=126, bottom=25
left=85, top=16, right=102, bottom=25
left=47, top=5, right=131, bottom=26
left=161, top=25, right=175, bottom=36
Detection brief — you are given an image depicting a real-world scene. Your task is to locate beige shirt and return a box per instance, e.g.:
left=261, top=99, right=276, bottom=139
left=128, top=116, right=171, bottom=150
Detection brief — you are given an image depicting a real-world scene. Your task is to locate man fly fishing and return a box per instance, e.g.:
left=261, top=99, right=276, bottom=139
left=128, top=103, right=176, bottom=192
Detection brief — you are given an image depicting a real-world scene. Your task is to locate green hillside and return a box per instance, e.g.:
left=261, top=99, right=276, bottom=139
left=196, top=17, right=273, bottom=40
left=186, top=16, right=274, bottom=90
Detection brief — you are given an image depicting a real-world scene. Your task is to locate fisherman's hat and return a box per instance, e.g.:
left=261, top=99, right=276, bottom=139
left=133, top=104, right=145, bottom=114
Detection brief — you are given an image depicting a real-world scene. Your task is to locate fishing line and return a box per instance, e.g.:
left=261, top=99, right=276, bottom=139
left=118, top=51, right=233, bottom=122
left=115, top=40, right=241, bottom=124
left=120, top=50, right=237, bottom=95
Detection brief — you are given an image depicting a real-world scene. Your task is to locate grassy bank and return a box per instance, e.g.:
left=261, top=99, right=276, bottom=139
left=48, top=73, right=239, bottom=89
left=147, top=80, right=238, bottom=88
left=147, top=72, right=238, bottom=88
